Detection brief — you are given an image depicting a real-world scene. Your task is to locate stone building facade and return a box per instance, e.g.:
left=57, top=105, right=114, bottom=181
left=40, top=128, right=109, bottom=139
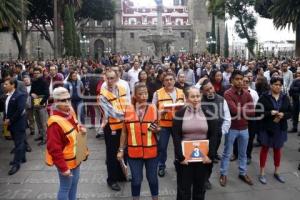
left=84, top=0, right=225, bottom=58
left=0, top=0, right=225, bottom=60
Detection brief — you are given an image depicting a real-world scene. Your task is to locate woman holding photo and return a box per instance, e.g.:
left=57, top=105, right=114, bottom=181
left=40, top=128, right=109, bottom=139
left=117, top=83, right=160, bottom=200
left=172, top=86, right=218, bottom=200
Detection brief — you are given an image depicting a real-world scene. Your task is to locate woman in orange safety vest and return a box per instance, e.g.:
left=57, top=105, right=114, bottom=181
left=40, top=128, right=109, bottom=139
left=117, top=83, right=160, bottom=200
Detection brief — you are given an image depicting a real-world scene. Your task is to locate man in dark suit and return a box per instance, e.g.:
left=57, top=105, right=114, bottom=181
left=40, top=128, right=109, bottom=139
left=3, top=78, right=27, bottom=175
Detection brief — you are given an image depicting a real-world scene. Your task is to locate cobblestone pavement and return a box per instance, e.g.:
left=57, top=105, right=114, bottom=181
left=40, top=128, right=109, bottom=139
left=0, top=125, right=299, bottom=200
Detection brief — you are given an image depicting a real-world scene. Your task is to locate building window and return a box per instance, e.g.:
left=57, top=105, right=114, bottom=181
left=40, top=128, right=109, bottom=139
left=181, top=32, right=185, bottom=38
left=130, top=32, right=135, bottom=39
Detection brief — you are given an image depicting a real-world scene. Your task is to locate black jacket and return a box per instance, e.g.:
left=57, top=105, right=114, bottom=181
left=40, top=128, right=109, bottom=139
left=30, top=77, right=50, bottom=105
left=256, top=92, right=292, bottom=132
left=4, top=90, right=27, bottom=132
left=172, top=106, right=219, bottom=162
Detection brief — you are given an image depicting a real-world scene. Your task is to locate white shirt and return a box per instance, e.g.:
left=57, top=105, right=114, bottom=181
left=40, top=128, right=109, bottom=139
left=101, top=79, right=131, bottom=103
left=128, top=67, right=141, bottom=92
left=248, top=87, right=259, bottom=106
left=264, top=70, right=271, bottom=83
left=152, top=88, right=177, bottom=106
left=222, top=99, right=231, bottom=135
left=5, top=89, right=15, bottom=115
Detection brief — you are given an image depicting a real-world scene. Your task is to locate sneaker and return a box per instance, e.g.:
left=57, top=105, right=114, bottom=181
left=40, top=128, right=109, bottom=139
left=274, top=173, right=285, bottom=183
left=258, top=175, right=267, bottom=184
left=158, top=168, right=165, bottom=177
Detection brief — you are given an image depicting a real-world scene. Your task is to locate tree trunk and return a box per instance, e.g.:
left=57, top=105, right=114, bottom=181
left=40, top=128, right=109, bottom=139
left=238, top=16, right=256, bottom=58
left=12, top=29, right=22, bottom=59
left=296, top=23, right=300, bottom=57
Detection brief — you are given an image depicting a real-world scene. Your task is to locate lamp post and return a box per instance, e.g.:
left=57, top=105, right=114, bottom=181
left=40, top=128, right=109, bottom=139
left=80, top=35, right=90, bottom=59
left=206, top=35, right=216, bottom=54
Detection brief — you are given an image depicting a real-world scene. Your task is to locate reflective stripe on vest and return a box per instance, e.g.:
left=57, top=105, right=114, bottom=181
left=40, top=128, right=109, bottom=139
left=45, top=114, right=79, bottom=169
left=100, top=85, right=127, bottom=131
left=157, top=87, right=184, bottom=127
left=125, top=104, right=158, bottom=159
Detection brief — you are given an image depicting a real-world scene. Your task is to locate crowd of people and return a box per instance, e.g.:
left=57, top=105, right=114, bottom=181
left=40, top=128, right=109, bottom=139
left=0, top=53, right=299, bottom=200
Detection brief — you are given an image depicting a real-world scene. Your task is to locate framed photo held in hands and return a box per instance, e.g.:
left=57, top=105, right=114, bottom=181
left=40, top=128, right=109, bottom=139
left=181, top=140, right=209, bottom=162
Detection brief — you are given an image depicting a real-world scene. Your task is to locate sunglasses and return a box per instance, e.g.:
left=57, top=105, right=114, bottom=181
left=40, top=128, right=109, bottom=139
left=58, top=98, right=71, bottom=102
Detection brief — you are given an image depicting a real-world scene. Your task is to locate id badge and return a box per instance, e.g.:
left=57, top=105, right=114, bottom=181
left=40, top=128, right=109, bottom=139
left=111, top=130, right=116, bottom=135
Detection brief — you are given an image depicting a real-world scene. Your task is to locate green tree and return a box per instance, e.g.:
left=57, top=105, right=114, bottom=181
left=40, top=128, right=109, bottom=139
left=224, top=25, right=229, bottom=57
left=76, top=0, right=116, bottom=26
left=209, top=14, right=216, bottom=54
left=208, top=0, right=257, bottom=57
left=217, top=23, right=221, bottom=55
left=0, top=0, right=30, bottom=58
left=255, top=0, right=300, bottom=57
left=63, top=5, right=73, bottom=56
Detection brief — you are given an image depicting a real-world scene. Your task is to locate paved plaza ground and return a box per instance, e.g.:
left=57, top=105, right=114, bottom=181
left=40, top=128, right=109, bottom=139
left=0, top=124, right=299, bottom=200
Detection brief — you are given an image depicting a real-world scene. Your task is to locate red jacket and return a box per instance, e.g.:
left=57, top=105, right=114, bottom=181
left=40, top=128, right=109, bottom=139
left=46, top=109, right=79, bottom=172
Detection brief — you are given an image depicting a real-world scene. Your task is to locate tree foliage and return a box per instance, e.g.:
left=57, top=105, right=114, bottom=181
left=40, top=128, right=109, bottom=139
left=255, top=0, right=273, bottom=18
left=255, top=0, right=300, bottom=56
left=0, top=0, right=28, bottom=29
left=208, top=0, right=257, bottom=57
left=63, top=5, right=74, bottom=56
left=209, top=15, right=216, bottom=54
left=76, top=0, right=116, bottom=22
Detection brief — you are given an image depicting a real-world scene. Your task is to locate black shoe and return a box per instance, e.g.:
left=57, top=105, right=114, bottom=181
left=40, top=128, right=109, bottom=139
left=108, top=182, right=121, bottom=191
left=38, top=140, right=46, bottom=146
left=205, top=180, right=212, bottom=190
left=158, top=168, right=165, bottom=177
left=96, top=133, right=104, bottom=139
left=10, top=148, right=15, bottom=154
left=288, top=128, right=297, bottom=133
left=253, top=142, right=261, bottom=147
left=8, top=165, right=20, bottom=175
left=9, top=158, right=26, bottom=165
left=34, top=136, right=43, bottom=141
left=26, top=146, right=32, bottom=152
left=213, top=159, right=219, bottom=164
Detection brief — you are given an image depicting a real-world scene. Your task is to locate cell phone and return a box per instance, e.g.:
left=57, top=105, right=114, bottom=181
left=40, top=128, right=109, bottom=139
left=148, top=122, right=158, bottom=131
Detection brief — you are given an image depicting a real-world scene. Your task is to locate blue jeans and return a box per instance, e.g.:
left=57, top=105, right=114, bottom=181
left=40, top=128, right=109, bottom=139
left=128, top=158, right=159, bottom=197
left=220, top=129, right=249, bottom=176
left=71, top=101, right=85, bottom=124
left=57, top=166, right=80, bottom=200
left=158, top=127, right=172, bottom=170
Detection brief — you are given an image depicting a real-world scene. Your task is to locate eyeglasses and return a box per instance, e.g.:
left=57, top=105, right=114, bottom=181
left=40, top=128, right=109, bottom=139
left=58, top=98, right=71, bottom=102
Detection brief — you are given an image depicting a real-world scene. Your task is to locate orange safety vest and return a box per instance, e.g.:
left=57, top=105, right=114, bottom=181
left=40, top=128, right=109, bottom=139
left=157, top=87, right=184, bottom=127
left=45, top=113, right=88, bottom=169
left=100, top=85, right=128, bottom=131
left=124, top=104, right=158, bottom=159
